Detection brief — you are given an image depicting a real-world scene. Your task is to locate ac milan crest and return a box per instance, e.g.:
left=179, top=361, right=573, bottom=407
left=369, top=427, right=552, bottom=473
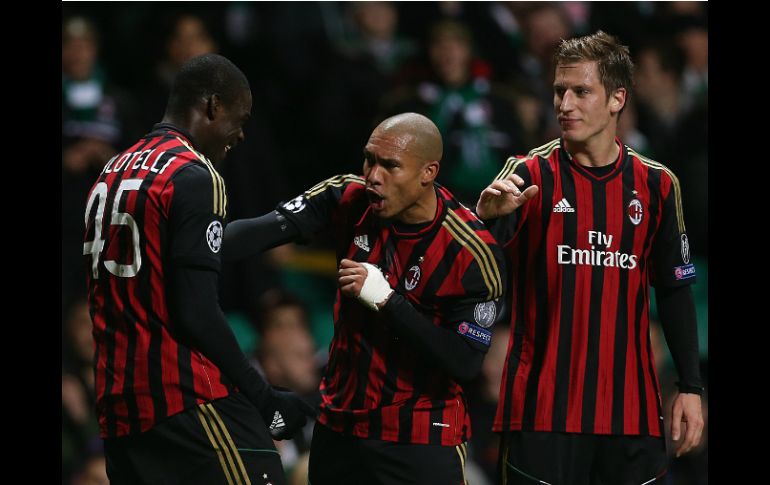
left=404, top=265, right=421, bottom=291
left=628, top=199, right=643, bottom=225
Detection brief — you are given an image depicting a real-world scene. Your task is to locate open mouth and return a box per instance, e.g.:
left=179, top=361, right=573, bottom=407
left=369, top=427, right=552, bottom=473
left=366, top=189, right=385, bottom=210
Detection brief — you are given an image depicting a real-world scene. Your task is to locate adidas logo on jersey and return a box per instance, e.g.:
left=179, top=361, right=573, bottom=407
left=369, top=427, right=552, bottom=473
left=553, top=198, right=575, bottom=213
left=269, top=411, right=285, bottom=431
left=354, top=234, right=370, bottom=252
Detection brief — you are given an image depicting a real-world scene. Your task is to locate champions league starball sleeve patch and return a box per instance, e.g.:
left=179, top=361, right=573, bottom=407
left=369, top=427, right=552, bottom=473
left=282, top=195, right=306, bottom=213
left=206, top=220, right=223, bottom=253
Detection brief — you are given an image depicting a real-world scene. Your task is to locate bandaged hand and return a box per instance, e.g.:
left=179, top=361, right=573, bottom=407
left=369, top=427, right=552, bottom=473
left=338, top=258, right=394, bottom=311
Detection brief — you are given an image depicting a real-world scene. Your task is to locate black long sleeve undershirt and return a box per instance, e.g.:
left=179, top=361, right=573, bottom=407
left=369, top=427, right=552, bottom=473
left=380, top=293, right=485, bottom=382
left=655, top=284, right=703, bottom=395
left=221, top=211, right=300, bottom=262
left=167, top=264, right=270, bottom=408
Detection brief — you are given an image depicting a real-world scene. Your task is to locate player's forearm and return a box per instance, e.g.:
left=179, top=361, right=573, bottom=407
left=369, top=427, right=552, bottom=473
left=381, top=293, right=484, bottom=382
left=655, top=285, right=703, bottom=394
left=168, top=265, right=270, bottom=406
left=221, top=210, right=299, bottom=262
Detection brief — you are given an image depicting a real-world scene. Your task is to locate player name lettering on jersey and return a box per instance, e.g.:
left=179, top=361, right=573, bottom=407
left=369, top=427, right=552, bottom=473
left=101, top=149, right=175, bottom=176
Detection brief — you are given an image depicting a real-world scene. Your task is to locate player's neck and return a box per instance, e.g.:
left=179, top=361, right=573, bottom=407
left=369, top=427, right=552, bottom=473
left=563, top=132, right=620, bottom=168
left=398, top=188, right=438, bottom=225
left=161, top=113, right=198, bottom=144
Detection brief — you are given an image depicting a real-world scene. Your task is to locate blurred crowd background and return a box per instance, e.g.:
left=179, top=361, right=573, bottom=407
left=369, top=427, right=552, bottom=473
left=61, top=2, right=708, bottom=484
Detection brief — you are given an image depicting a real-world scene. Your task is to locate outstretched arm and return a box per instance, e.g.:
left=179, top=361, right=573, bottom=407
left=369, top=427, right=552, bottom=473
left=221, top=210, right=300, bottom=262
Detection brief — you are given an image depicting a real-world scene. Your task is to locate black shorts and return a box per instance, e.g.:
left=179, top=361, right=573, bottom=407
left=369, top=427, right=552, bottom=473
left=308, top=423, right=468, bottom=485
left=498, top=431, right=667, bottom=485
left=104, top=392, right=286, bottom=485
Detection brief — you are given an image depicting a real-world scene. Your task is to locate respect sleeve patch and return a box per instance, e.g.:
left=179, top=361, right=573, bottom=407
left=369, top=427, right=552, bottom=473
left=674, top=263, right=696, bottom=280
left=457, top=322, right=492, bottom=347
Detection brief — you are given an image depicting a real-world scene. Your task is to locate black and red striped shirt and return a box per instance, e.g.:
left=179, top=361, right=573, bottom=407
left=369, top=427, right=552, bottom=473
left=83, top=124, right=232, bottom=438
left=491, top=138, right=696, bottom=437
left=277, top=175, right=505, bottom=445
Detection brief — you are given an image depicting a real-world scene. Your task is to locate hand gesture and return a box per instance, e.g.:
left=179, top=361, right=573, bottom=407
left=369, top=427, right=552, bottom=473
left=338, top=258, right=393, bottom=311
left=476, top=173, right=538, bottom=220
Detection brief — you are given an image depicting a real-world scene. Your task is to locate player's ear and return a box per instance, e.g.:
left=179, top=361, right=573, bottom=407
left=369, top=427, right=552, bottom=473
left=610, top=88, right=626, bottom=115
left=421, top=161, right=439, bottom=186
left=206, top=94, right=222, bottom=120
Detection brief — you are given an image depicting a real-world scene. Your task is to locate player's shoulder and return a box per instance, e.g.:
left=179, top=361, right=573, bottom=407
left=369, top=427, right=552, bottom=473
left=166, top=159, right=221, bottom=197
left=440, top=191, right=491, bottom=235
left=523, top=138, right=561, bottom=163
left=167, top=136, right=216, bottom=169
left=135, top=133, right=217, bottom=185
left=166, top=157, right=227, bottom=217
left=496, top=138, right=561, bottom=180
left=439, top=186, right=499, bottom=240
left=626, top=145, right=680, bottom=183
left=439, top=196, right=504, bottom=299
left=304, top=173, right=366, bottom=200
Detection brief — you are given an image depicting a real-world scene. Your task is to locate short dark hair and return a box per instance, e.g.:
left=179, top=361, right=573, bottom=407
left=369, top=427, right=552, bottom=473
left=554, top=31, right=634, bottom=108
left=165, top=53, right=249, bottom=117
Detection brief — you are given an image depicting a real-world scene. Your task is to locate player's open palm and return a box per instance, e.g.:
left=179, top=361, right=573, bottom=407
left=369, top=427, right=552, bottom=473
left=476, top=173, right=538, bottom=219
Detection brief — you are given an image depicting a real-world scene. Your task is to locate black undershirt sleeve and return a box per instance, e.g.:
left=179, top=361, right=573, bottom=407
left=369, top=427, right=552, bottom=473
left=655, top=285, right=704, bottom=395
left=221, top=210, right=300, bottom=262
left=380, top=292, right=484, bottom=382
left=168, top=264, right=271, bottom=407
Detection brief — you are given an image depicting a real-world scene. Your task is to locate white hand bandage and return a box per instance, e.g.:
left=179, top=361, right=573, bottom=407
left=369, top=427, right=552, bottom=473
left=358, top=263, right=394, bottom=311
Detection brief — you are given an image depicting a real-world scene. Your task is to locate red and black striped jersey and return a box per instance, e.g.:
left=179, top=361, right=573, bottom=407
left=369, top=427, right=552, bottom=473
left=492, top=138, right=696, bottom=437
left=83, top=124, right=232, bottom=438
left=277, top=175, right=505, bottom=446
